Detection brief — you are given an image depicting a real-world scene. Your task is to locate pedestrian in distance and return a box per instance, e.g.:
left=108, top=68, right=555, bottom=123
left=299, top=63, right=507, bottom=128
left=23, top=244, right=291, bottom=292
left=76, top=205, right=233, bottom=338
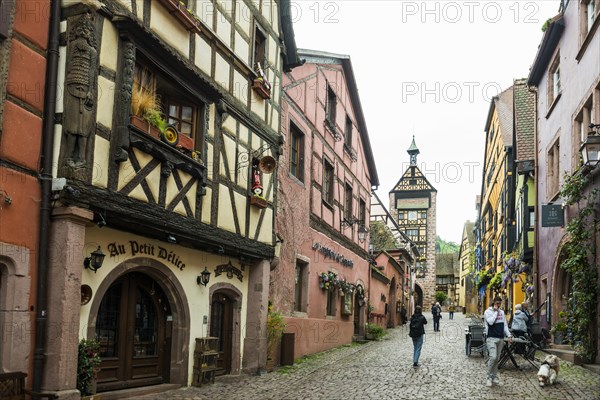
left=448, top=303, right=455, bottom=320
left=408, top=305, right=427, bottom=367
left=400, top=304, right=407, bottom=325
left=431, top=302, right=442, bottom=332
left=484, top=296, right=512, bottom=387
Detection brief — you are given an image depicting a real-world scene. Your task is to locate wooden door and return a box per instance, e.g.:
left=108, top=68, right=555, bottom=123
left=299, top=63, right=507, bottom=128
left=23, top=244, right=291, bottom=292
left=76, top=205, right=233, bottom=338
left=210, top=293, right=233, bottom=374
left=95, top=273, right=169, bottom=391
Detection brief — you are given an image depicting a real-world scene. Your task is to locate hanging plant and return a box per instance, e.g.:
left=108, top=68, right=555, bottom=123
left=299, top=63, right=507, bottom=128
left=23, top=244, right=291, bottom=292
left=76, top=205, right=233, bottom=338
left=338, top=279, right=355, bottom=295
left=476, top=269, right=493, bottom=289
left=558, top=168, right=599, bottom=362
left=318, top=271, right=339, bottom=291
left=488, top=272, right=503, bottom=292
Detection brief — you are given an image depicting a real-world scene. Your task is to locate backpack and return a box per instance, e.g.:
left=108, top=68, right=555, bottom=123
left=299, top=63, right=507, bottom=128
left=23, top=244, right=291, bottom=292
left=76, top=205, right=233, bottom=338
left=431, top=305, right=439, bottom=316
left=409, top=316, right=423, bottom=337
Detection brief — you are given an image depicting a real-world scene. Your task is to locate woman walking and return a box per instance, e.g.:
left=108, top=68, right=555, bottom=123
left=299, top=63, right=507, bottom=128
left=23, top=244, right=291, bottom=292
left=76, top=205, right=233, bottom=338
left=408, top=305, right=428, bottom=367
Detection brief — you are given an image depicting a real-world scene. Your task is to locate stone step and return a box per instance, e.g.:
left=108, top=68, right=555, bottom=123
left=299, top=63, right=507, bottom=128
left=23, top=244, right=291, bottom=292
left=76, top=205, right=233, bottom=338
left=100, top=383, right=180, bottom=400
left=544, top=347, right=582, bottom=365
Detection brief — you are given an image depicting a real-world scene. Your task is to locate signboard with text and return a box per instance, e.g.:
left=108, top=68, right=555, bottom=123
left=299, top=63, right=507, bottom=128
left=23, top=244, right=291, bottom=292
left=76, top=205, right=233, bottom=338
left=541, top=204, right=564, bottom=227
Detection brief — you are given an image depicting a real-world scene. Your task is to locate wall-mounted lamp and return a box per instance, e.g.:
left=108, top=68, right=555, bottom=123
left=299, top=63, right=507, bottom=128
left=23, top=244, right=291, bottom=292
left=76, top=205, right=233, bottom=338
left=197, top=267, right=211, bottom=286
left=581, top=123, right=600, bottom=169
left=84, top=246, right=106, bottom=273
left=357, top=225, right=369, bottom=243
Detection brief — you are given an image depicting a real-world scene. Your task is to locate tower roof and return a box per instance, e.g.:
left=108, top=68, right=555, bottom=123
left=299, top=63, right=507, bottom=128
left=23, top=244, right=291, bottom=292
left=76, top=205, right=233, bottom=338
left=407, top=135, right=420, bottom=154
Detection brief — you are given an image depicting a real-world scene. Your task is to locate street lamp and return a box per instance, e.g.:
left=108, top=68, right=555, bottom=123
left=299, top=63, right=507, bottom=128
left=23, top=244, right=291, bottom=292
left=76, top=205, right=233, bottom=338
left=581, top=124, right=600, bottom=169
left=357, top=225, right=369, bottom=243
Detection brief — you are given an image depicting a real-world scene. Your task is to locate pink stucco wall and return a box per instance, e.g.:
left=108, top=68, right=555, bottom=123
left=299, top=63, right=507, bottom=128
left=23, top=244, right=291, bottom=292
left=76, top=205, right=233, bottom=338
left=271, top=54, right=374, bottom=358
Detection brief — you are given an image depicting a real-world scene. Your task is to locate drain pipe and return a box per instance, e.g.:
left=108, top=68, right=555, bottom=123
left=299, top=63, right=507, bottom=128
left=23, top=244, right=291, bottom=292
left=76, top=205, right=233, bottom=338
left=33, top=0, right=60, bottom=392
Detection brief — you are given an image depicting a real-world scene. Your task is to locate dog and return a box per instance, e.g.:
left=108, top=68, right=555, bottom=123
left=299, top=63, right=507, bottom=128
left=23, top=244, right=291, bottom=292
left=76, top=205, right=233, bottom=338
left=537, top=354, right=560, bottom=387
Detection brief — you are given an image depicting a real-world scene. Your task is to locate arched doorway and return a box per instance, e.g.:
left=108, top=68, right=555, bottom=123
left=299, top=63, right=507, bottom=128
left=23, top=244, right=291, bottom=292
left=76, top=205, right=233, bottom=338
left=210, top=291, right=233, bottom=374
left=95, top=272, right=171, bottom=391
left=353, top=284, right=365, bottom=336
left=551, top=246, right=572, bottom=326
left=414, top=284, right=424, bottom=309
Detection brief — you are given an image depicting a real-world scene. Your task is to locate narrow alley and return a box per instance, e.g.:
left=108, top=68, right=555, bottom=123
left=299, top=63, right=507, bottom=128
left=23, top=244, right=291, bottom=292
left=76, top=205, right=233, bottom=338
left=132, top=312, right=600, bottom=400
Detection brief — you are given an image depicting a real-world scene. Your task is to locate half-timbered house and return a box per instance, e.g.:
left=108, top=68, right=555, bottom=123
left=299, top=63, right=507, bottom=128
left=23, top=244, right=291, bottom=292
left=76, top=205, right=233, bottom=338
left=31, top=0, right=300, bottom=397
left=272, top=49, right=378, bottom=358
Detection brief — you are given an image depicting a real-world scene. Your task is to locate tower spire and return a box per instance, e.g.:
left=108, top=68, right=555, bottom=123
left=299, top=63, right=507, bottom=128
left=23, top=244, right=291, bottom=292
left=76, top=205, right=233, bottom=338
left=407, top=135, right=420, bottom=166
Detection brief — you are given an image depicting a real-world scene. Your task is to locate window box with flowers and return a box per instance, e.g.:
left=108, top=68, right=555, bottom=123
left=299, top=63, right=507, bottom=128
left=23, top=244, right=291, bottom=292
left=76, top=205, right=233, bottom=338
left=252, top=63, right=272, bottom=100
left=157, top=0, right=202, bottom=33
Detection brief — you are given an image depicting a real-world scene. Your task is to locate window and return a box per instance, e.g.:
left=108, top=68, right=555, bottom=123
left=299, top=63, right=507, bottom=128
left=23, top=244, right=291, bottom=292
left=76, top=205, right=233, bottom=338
left=326, top=288, right=336, bottom=316
left=289, top=122, right=305, bottom=181
left=574, top=96, right=595, bottom=167
left=294, top=260, right=308, bottom=312
left=547, top=137, right=560, bottom=198
left=406, top=229, right=419, bottom=238
left=398, top=211, right=405, bottom=220
left=344, top=115, right=352, bottom=144
left=323, top=159, right=334, bottom=205
left=420, top=211, right=427, bottom=219
left=581, top=0, right=599, bottom=39
left=253, top=25, right=267, bottom=72
left=358, top=198, right=366, bottom=226
left=529, top=207, right=535, bottom=229
left=548, top=53, right=561, bottom=105
left=133, top=59, right=204, bottom=151
left=326, top=85, right=337, bottom=124
left=0, top=0, right=9, bottom=39
left=344, top=182, right=353, bottom=221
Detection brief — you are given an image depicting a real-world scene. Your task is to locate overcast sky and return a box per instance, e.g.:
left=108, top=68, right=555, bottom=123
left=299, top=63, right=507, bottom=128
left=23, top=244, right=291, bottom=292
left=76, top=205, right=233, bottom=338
left=290, top=0, right=560, bottom=243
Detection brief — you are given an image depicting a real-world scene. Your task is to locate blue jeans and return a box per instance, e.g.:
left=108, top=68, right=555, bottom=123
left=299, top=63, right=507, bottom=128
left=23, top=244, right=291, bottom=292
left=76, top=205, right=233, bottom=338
left=412, top=335, right=424, bottom=364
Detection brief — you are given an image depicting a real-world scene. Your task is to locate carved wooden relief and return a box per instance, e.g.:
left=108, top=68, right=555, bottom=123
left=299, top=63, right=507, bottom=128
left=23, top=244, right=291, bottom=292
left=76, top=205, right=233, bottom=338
left=60, top=12, right=99, bottom=180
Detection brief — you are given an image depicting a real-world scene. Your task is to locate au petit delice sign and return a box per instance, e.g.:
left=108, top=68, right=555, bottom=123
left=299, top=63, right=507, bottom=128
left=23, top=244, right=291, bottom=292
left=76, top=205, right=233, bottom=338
left=312, top=242, right=354, bottom=267
left=107, top=240, right=186, bottom=270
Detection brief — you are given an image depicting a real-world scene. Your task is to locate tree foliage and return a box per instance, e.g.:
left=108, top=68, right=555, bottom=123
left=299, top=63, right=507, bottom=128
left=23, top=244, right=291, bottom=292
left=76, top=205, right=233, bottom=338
left=436, top=236, right=459, bottom=254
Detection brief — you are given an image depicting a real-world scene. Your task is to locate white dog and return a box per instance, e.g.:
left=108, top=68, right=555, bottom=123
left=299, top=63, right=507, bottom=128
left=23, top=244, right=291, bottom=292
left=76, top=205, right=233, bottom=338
left=537, top=354, right=560, bottom=387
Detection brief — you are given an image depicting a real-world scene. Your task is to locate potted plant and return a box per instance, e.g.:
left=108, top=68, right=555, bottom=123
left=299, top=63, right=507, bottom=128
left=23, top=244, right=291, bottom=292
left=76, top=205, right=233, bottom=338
left=266, top=302, right=286, bottom=371
left=365, top=323, right=385, bottom=340
left=552, top=311, right=569, bottom=344
left=77, top=338, right=101, bottom=398
left=252, top=63, right=272, bottom=100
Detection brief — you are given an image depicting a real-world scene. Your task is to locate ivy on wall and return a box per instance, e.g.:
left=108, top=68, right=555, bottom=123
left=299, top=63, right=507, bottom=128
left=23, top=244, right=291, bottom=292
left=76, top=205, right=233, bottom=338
left=559, top=169, right=599, bottom=362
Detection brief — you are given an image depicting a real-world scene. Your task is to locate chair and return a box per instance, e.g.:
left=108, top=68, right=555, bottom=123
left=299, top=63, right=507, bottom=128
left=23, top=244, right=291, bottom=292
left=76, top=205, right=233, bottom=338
left=466, top=325, right=487, bottom=357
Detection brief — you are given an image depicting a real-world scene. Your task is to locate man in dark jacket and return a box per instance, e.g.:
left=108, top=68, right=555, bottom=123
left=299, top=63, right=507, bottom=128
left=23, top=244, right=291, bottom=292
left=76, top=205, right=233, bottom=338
left=409, top=306, right=428, bottom=367
left=431, top=302, right=442, bottom=332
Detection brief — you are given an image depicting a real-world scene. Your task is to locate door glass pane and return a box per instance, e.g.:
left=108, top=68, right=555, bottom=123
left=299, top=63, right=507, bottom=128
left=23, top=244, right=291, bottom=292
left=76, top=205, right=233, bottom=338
left=96, top=283, right=122, bottom=357
left=210, top=300, right=225, bottom=351
left=134, top=287, right=158, bottom=357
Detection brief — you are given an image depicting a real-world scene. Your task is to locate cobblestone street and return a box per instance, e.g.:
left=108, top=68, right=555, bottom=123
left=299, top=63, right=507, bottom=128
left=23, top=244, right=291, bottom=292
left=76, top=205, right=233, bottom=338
left=133, top=313, right=600, bottom=400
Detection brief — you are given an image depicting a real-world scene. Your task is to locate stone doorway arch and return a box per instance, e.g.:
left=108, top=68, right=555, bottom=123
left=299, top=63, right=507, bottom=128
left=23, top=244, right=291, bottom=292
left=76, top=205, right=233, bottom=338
left=86, top=257, right=191, bottom=387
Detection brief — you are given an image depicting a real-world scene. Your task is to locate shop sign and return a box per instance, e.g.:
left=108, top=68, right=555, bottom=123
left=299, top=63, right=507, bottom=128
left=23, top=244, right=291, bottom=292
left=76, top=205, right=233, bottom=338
left=107, top=240, right=186, bottom=270
left=541, top=204, right=564, bottom=227
left=312, top=242, right=354, bottom=267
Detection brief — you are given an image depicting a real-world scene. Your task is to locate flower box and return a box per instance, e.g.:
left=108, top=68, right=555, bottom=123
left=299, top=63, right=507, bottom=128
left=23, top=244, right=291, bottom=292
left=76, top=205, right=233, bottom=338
left=130, top=115, right=162, bottom=142
left=177, top=133, right=194, bottom=151
left=250, top=195, right=268, bottom=209
left=158, top=0, right=202, bottom=33
left=252, top=78, right=271, bottom=100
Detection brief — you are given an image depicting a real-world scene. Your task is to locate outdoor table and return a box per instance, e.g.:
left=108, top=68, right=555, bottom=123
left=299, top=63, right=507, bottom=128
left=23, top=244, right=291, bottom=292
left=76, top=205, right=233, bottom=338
left=498, top=337, right=537, bottom=370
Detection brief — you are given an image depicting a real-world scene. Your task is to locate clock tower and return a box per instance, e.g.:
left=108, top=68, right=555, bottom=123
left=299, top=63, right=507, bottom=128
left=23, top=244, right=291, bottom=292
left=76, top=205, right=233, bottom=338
left=389, top=136, right=437, bottom=309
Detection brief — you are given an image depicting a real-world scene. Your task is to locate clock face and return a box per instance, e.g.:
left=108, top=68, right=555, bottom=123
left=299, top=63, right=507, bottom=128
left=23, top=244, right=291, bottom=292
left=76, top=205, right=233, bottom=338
left=408, top=211, right=417, bottom=220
